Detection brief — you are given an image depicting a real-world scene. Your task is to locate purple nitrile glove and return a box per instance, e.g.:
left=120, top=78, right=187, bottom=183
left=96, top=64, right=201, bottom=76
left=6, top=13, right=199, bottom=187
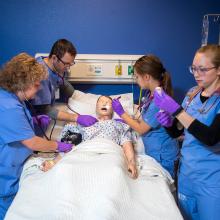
left=56, top=141, right=73, bottom=152
left=153, top=89, right=180, bottom=115
left=33, top=115, right=51, bottom=131
left=156, top=111, right=173, bottom=127
left=76, top=115, right=98, bottom=127
left=112, top=99, right=125, bottom=117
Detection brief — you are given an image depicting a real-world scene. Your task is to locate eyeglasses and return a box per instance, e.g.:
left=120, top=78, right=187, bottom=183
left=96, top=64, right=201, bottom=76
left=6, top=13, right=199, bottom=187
left=189, top=66, right=216, bottom=75
left=56, top=56, right=75, bottom=67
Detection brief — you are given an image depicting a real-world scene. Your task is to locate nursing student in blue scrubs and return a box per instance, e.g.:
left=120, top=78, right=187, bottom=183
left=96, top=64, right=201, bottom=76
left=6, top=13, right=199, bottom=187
left=30, top=39, right=97, bottom=136
left=0, top=53, right=74, bottom=219
left=153, top=44, right=220, bottom=220
left=112, top=55, right=179, bottom=178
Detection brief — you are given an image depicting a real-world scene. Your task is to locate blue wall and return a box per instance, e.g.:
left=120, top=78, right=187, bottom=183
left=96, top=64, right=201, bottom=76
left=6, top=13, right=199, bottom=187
left=0, top=0, right=220, bottom=102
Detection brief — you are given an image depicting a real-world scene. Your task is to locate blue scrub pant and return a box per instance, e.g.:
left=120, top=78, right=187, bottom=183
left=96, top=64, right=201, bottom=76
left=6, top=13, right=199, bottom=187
left=178, top=173, right=220, bottom=220
left=0, top=195, right=15, bottom=220
left=148, top=152, right=177, bottom=178
left=160, top=159, right=176, bottom=179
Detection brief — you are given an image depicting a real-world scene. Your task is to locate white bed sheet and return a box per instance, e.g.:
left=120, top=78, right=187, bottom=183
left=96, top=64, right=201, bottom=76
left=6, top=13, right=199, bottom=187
left=5, top=138, right=182, bottom=220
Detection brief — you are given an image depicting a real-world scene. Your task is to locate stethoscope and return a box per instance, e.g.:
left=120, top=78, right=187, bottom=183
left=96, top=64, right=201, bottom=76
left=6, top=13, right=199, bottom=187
left=134, top=89, right=153, bottom=119
left=184, top=88, right=220, bottom=114
left=42, top=56, right=66, bottom=86
left=21, top=100, right=35, bottom=131
left=140, top=92, right=153, bottom=112
left=52, top=63, right=67, bottom=86
left=20, top=97, right=58, bottom=154
left=67, top=103, right=80, bottom=115
left=18, top=91, right=55, bottom=141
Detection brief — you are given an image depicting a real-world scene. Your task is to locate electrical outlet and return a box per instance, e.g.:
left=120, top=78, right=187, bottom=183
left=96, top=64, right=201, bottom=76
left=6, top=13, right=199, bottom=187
left=87, top=64, right=102, bottom=75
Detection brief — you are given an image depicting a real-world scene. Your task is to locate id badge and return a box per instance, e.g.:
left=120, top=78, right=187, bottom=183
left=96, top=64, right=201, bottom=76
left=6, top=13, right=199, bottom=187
left=55, top=88, right=60, bottom=100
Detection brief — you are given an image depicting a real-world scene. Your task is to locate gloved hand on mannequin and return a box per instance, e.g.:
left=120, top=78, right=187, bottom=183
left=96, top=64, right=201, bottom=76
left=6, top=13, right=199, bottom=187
left=153, top=89, right=181, bottom=115
left=56, top=141, right=73, bottom=152
left=112, top=99, right=125, bottom=117
left=33, top=115, right=51, bottom=131
left=156, top=111, right=173, bottom=127
left=76, top=115, right=98, bottom=126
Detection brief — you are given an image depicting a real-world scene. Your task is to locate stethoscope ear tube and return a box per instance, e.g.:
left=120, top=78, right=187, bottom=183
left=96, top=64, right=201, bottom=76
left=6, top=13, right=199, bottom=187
left=24, top=101, right=53, bottom=140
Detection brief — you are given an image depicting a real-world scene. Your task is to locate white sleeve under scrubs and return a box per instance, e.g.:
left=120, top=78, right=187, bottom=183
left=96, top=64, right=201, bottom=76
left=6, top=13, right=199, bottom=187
left=0, top=89, right=34, bottom=218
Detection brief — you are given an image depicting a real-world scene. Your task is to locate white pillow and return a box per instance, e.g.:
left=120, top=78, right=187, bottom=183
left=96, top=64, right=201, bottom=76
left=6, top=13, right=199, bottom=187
left=67, top=90, right=145, bottom=154
left=68, top=90, right=134, bottom=119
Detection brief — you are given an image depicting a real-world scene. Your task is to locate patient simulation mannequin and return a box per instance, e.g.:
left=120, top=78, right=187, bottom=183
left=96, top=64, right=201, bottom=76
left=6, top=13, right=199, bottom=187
left=41, top=96, right=138, bottom=179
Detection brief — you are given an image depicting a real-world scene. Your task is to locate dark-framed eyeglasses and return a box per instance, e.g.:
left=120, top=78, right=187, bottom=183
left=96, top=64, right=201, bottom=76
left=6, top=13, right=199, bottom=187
left=56, top=56, right=75, bottom=67
left=189, top=65, right=216, bottom=76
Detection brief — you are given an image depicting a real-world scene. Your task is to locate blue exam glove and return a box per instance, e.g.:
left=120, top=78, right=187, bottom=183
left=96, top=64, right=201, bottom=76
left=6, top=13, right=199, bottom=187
left=153, top=89, right=180, bottom=115
left=56, top=141, right=73, bottom=152
left=76, top=115, right=98, bottom=127
left=33, top=115, right=51, bottom=131
left=112, top=99, right=125, bottom=117
left=156, top=111, right=173, bottom=127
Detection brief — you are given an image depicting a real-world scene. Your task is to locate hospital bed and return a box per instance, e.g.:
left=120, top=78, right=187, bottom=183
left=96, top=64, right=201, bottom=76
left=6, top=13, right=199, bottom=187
left=5, top=91, right=183, bottom=220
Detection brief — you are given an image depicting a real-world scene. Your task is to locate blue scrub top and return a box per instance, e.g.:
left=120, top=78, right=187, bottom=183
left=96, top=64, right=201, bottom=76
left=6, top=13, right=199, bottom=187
left=180, top=87, right=220, bottom=187
left=31, top=56, right=63, bottom=105
left=0, top=89, right=34, bottom=197
left=141, top=99, right=179, bottom=163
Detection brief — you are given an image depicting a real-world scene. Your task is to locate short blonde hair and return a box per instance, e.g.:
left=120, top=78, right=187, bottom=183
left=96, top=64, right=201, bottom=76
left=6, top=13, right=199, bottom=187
left=0, top=53, right=48, bottom=93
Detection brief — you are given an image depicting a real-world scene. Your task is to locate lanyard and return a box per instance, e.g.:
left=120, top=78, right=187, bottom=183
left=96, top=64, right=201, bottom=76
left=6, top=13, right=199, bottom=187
left=134, top=90, right=153, bottom=120
left=139, top=91, right=153, bottom=114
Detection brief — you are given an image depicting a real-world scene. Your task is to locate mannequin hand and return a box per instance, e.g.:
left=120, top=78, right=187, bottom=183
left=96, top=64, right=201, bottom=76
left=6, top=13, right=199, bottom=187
left=40, top=160, right=56, bottom=172
left=56, top=141, right=73, bottom=152
left=33, top=115, right=51, bottom=130
left=112, top=99, right=125, bottom=117
left=127, top=161, right=138, bottom=179
left=156, top=111, right=173, bottom=127
left=76, top=115, right=98, bottom=127
left=153, top=89, right=180, bottom=114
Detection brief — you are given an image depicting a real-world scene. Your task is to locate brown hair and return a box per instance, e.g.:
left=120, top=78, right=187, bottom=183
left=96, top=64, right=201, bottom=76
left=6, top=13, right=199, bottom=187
left=0, top=53, right=48, bottom=93
left=134, top=54, right=174, bottom=96
left=187, top=44, right=220, bottom=100
left=49, top=39, right=77, bottom=59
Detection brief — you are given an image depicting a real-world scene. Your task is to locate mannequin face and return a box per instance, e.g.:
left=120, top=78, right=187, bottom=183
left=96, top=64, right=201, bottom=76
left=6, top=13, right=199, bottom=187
left=96, top=96, right=113, bottom=119
left=52, top=52, right=75, bottom=76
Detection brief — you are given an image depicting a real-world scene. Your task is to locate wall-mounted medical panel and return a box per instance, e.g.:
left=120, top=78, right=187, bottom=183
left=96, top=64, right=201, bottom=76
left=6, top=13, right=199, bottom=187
left=69, top=54, right=143, bottom=84
left=35, top=53, right=143, bottom=84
